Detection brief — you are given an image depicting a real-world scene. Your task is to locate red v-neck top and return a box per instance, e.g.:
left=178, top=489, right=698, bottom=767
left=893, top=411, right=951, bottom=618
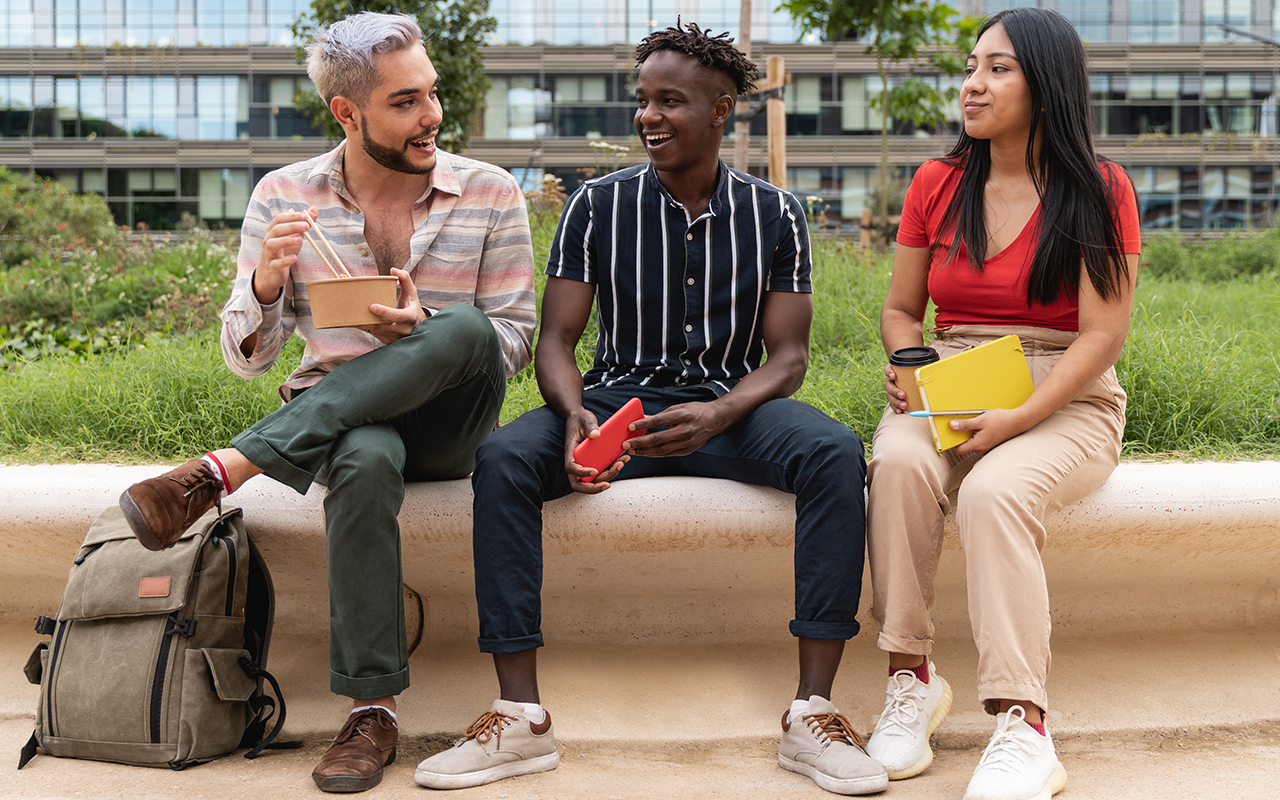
left=897, top=158, right=1141, bottom=332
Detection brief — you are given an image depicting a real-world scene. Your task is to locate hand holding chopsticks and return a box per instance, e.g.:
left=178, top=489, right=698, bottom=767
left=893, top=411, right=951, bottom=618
left=303, top=217, right=353, bottom=279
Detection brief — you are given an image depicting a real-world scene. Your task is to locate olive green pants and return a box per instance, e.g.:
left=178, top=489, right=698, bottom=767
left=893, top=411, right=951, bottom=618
left=232, top=304, right=506, bottom=699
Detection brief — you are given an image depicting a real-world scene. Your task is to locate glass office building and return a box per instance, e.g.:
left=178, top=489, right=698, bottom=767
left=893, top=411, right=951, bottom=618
left=3, top=0, right=1280, bottom=231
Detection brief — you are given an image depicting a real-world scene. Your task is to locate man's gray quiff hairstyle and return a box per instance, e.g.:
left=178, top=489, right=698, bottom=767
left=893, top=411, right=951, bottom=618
left=305, top=11, right=423, bottom=106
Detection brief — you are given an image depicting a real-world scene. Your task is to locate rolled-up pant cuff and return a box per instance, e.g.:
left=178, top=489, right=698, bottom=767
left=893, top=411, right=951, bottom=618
left=876, top=630, right=933, bottom=657
left=978, top=681, right=1049, bottom=715
left=789, top=620, right=860, bottom=639
left=331, top=665, right=411, bottom=701
left=478, top=633, right=544, bottom=654
left=231, top=430, right=315, bottom=495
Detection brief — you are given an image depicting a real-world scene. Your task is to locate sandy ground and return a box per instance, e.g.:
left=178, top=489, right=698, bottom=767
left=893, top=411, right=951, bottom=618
left=7, top=717, right=1280, bottom=799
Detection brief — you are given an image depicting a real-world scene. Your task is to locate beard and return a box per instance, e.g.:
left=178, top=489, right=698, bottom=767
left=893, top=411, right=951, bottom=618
left=360, top=124, right=436, bottom=175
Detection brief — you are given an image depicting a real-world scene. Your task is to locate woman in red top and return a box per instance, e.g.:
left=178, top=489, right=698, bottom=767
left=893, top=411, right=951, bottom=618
left=862, top=9, right=1140, bottom=800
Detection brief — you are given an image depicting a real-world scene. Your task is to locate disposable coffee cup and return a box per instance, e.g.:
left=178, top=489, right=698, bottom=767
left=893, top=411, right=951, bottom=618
left=888, top=346, right=940, bottom=413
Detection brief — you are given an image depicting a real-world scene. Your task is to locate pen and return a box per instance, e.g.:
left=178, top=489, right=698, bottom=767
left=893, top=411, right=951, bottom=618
left=908, top=409, right=988, bottom=417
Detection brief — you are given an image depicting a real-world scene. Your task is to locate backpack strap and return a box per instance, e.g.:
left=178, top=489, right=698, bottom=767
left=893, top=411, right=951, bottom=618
left=17, top=731, right=38, bottom=769
left=237, top=655, right=294, bottom=759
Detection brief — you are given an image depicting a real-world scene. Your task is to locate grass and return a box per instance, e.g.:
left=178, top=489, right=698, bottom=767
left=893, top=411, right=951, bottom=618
left=0, top=229, right=1277, bottom=463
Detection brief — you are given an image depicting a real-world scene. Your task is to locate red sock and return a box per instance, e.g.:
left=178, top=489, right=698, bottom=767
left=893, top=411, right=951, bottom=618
left=892, top=659, right=930, bottom=684
left=203, top=452, right=231, bottom=491
left=1027, top=714, right=1047, bottom=736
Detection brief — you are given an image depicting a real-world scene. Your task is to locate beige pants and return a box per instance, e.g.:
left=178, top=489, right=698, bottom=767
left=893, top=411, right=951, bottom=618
left=867, top=325, right=1126, bottom=713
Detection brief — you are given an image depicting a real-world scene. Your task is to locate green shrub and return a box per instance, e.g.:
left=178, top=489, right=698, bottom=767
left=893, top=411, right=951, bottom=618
left=0, top=229, right=236, bottom=366
left=1141, top=228, right=1280, bottom=282
left=0, top=168, right=119, bottom=267
left=2, top=208, right=1279, bottom=462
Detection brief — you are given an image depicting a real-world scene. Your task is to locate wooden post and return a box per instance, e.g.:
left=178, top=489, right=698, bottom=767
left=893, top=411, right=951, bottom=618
left=766, top=56, right=786, bottom=190
left=733, top=0, right=751, bottom=173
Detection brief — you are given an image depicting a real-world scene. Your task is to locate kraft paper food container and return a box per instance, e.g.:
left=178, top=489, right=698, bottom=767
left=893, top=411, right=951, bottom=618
left=305, top=275, right=399, bottom=328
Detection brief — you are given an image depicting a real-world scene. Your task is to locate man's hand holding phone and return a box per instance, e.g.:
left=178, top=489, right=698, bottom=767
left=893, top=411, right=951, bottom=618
left=567, top=398, right=646, bottom=493
left=621, top=401, right=726, bottom=458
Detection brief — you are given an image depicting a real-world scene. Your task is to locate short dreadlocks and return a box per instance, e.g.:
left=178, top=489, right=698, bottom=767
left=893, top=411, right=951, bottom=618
left=635, top=20, right=758, bottom=97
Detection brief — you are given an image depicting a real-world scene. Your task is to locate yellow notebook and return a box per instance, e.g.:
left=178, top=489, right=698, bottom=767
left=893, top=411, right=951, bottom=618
left=914, top=334, right=1035, bottom=451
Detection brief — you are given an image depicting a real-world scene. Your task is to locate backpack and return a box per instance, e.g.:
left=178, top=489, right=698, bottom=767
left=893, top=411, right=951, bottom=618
left=18, top=503, right=288, bottom=770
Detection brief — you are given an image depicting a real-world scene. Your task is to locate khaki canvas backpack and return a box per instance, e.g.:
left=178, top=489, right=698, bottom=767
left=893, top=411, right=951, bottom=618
left=19, top=503, right=288, bottom=769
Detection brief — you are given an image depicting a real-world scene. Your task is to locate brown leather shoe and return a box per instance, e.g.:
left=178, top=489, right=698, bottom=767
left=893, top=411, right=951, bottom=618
left=312, top=707, right=398, bottom=793
left=119, top=458, right=222, bottom=551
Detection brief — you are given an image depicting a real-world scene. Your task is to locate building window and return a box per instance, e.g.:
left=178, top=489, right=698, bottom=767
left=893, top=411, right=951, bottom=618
left=1129, top=0, right=1180, bottom=44
left=1057, top=0, right=1110, bottom=43
left=196, top=168, right=251, bottom=227
left=1203, top=0, right=1252, bottom=42
left=841, top=75, right=885, bottom=134
left=485, top=76, right=552, bottom=140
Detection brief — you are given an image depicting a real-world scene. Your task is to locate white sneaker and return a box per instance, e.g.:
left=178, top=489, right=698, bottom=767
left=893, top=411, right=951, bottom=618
left=414, top=699, right=560, bottom=789
left=778, top=695, right=889, bottom=795
left=963, top=706, right=1067, bottom=800
left=865, top=661, right=953, bottom=779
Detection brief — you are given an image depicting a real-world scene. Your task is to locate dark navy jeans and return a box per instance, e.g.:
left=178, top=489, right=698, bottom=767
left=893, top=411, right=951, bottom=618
left=471, top=383, right=867, bottom=653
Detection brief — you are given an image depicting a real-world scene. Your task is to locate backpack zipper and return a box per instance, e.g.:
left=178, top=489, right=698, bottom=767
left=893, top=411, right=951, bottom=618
left=45, top=620, right=69, bottom=738
left=73, top=543, right=102, bottom=565
left=150, top=611, right=179, bottom=743
left=215, top=535, right=237, bottom=617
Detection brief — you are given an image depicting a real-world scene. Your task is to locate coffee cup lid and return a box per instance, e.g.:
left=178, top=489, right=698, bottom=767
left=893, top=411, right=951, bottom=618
left=888, top=347, right=940, bottom=367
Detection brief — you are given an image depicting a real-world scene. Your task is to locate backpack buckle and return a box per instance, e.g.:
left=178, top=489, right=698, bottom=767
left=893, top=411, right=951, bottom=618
left=34, top=615, right=56, bottom=636
left=166, top=618, right=198, bottom=638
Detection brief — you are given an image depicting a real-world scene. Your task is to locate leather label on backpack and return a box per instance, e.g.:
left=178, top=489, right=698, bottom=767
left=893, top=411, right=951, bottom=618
left=139, top=576, right=172, bottom=598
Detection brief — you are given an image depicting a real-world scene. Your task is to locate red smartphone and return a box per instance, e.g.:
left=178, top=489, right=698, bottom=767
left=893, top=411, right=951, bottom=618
left=572, top=398, right=646, bottom=482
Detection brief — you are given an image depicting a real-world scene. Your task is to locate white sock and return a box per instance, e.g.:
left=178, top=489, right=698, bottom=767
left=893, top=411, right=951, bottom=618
left=351, top=704, right=396, bottom=721
left=200, top=454, right=231, bottom=497
left=788, top=699, right=811, bottom=725
left=521, top=702, right=546, bottom=724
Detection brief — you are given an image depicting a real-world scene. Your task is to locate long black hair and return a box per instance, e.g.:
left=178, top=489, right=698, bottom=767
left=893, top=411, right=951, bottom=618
left=934, top=7, right=1130, bottom=305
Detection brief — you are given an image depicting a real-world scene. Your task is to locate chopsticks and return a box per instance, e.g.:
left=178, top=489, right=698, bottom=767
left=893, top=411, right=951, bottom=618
left=303, top=221, right=353, bottom=279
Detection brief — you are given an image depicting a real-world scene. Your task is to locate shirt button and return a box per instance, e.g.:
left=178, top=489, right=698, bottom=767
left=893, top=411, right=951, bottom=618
left=685, top=324, right=693, bottom=332
left=686, top=278, right=695, bottom=285
left=682, top=358, right=690, bottom=365
left=360, top=249, right=368, bottom=256
left=686, top=233, right=693, bottom=241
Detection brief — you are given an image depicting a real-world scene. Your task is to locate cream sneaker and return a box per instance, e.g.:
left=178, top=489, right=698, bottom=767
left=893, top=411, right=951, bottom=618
left=414, top=699, right=559, bottom=789
left=963, top=706, right=1067, bottom=800
left=865, top=661, right=953, bottom=779
left=778, top=695, right=889, bottom=795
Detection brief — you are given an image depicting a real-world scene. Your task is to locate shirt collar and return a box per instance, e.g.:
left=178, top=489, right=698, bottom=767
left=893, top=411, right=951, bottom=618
left=308, top=141, right=462, bottom=205
left=643, top=160, right=730, bottom=218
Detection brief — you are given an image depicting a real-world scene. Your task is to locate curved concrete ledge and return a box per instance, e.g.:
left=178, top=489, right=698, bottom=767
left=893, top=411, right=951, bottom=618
left=3, top=462, right=1277, bottom=639
left=1, top=462, right=1278, bottom=741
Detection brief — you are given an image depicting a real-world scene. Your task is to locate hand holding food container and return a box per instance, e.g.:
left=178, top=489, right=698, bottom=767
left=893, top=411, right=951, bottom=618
left=302, top=221, right=400, bottom=329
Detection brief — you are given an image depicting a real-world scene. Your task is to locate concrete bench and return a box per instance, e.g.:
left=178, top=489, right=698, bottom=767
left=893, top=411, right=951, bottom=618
left=1, top=462, right=1278, bottom=744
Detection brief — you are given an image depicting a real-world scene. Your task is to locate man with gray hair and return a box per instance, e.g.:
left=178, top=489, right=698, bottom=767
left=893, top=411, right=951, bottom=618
left=117, top=11, right=536, bottom=792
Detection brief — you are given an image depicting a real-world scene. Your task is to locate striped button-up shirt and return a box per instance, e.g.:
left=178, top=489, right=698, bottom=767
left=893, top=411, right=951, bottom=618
left=221, top=144, right=536, bottom=399
left=547, top=162, right=811, bottom=394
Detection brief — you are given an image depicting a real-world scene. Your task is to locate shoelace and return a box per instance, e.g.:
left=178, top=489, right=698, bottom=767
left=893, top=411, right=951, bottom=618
left=804, top=711, right=869, bottom=749
left=331, top=709, right=389, bottom=749
left=975, top=707, right=1041, bottom=773
left=169, top=465, right=222, bottom=510
left=463, top=710, right=516, bottom=744
left=876, top=671, right=928, bottom=733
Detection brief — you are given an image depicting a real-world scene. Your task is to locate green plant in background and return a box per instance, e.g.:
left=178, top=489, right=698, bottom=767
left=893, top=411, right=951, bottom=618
left=0, top=228, right=237, bottom=367
left=0, top=168, right=119, bottom=267
left=777, top=0, right=981, bottom=229
left=1141, top=228, right=1280, bottom=282
left=1, top=203, right=1279, bottom=461
left=292, top=0, right=497, bottom=154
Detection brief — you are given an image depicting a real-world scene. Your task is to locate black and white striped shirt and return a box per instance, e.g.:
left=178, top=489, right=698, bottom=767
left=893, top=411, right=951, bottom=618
left=547, top=162, right=812, bottom=395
